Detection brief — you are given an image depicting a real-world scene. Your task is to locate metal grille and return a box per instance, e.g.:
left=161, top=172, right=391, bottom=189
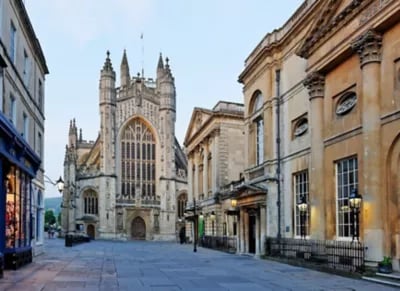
left=265, top=237, right=365, bottom=273
left=200, top=236, right=237, bottom=253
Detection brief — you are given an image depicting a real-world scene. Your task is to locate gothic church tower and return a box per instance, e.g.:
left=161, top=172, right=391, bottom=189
left=62, top=50, right=187, bottom=241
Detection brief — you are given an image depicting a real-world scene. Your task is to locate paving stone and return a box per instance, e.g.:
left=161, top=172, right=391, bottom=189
left=2, top=238, right=399, bottom=291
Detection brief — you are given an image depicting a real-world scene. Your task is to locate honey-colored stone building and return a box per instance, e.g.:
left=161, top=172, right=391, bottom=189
left=237, top=0, right=400, bottom=267
left=184, top=101, right=245, bottom=245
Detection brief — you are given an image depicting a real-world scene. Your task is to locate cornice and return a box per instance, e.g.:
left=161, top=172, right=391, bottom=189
left=238, top=0, right=317, bottom=84
left=297, top=0, right=373, bottom=59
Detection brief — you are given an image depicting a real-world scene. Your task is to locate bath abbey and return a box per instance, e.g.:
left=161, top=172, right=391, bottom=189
left=61, top=51, right=188, bottom=240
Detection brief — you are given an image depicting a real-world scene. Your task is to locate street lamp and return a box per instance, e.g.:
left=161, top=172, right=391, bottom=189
left=55, top=176, right=64, bottom=193
left=193, top=198, right=197, bottom=253
left=231, top=198, right=237, bottom=208
left=349, top=188, right=362, bottom=242
left=297, top=195, right=308, bottom=239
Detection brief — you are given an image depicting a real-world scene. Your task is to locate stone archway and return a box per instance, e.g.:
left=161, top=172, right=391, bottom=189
left=131, top=216, right=146, bottom=240
left=87, top=224, right=95, bottom=239
left=386, top=134, right=400, bottom=258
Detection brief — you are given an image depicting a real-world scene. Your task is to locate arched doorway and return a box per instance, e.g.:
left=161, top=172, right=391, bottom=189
left=386, top=134, right=400, bottom=257
left=87, top=224, right=95, bottom=239
left=131, top=217, right=146, bottom=240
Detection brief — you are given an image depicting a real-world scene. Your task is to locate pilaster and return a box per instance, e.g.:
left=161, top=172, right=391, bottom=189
left=211, top=129, right=220, bottom=193
left=203, top=141, right=209, bottom=198
left=351, top=29, right=383, bottom=261
left=188, top=156, right=193, bottom=202
left=303, top=72, right=325, bottom=240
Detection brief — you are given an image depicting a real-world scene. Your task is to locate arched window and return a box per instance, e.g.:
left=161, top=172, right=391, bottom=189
left=177, top=193, right=187, bottom=219
left=120, top=118, right=156, bottom=201
left=83, top=190, right=98, bottom=215
left=252, top=91, right=263, bottom=113
left=250, top=91, right=264, bottom=165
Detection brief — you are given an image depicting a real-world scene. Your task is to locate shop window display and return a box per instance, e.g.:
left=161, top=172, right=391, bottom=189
left=5, top=165, right=31, bottom=249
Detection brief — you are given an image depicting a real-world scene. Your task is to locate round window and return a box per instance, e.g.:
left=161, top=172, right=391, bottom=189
left=294, top=119, right=308, bottom=137
left=336, top=92, right=357, bottom=115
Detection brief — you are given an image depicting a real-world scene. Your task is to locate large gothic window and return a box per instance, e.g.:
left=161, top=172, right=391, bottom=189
left=121, top=118, right=156, bottom=201
left=83, top=190, right=98, bottom=215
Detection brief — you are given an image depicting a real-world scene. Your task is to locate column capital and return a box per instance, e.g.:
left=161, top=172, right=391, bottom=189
left=351, top=30, right=382, bottom=67
left=303, top=72, right=325, bottom=100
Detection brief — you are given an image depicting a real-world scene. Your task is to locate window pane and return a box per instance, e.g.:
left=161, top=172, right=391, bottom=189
left=336, top=157, right=358, bottom=238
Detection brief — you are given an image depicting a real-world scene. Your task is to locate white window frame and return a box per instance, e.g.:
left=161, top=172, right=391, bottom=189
left=38, top=79, right=43, bottom=111
left=10, top=21, right=16, bottom=64
left=294, top=170, right=309, bottom=237
left=335, top=156, right=358, bottom=240
left=256, top=118, right=264, bottom=165
left=23, top=112, right=28, bottom=140
left=23, top=49, right=30, bottom=87
left=37, top=132, right=42, bottom=158
left=10, top=94, right=16, bottom=124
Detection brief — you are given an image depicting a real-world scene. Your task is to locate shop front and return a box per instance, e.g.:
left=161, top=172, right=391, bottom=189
left=0, top=114, right=40, bottom=270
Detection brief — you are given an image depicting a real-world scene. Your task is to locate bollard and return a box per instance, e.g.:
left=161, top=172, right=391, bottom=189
left=65, top=234, right=72, bottom=247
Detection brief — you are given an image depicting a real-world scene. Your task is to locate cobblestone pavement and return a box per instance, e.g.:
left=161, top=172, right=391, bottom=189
left=0, top=238, right=395, bottom=290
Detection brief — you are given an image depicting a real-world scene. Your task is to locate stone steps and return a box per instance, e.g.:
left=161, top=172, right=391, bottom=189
left=362, top=272, right=400, bottom=288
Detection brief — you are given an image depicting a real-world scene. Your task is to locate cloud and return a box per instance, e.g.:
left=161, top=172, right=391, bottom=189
left=29, top=0, right=154, bottom=48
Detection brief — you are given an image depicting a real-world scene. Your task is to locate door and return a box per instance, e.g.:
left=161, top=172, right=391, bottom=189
left=248, top=215, right=256, bottom=253
left=131, top=217, right=146, bottom=240
left=87, top=224, right=95, bottom=239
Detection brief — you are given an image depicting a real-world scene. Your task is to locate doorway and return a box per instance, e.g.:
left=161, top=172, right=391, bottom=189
left=87, top=224, right=95, bottom=239
left=248, top=215, right=256, bottom=253
left=131, top=217, right=146, bottom=240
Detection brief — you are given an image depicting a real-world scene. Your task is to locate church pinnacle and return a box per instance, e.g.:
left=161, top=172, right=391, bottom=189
left=103, top=50, right=114, bottom=71
left=120, top=49, right=130, bottom=87
left=157, top=53, right=164, bottom=70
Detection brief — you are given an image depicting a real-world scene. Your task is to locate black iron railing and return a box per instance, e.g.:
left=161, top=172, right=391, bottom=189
left=200, top=236, right=237, bottom=253
left=265, top=237, right=365, bottom=273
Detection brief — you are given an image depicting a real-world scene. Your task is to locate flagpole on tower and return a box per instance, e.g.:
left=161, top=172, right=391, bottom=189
left=141, top=33, right=144, bottom=78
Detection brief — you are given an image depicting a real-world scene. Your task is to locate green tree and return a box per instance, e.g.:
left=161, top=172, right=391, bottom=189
left=45, top=209, right=56, bottom=226
left=57, top=212, right=61, bottom=225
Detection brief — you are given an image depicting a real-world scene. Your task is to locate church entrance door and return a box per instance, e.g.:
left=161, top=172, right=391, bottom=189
left=131, top=217, right=146, bottom=240
left=87, top=224, right=95, bottom=239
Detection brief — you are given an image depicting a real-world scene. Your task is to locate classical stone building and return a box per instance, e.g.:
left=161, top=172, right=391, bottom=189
left=0, top=0, right=48, bottom=268
left=184, top=101, right=245, bottom=247
left=238, top=0, right=400, bottom=267
left=62, top=51, right=187, bottom=241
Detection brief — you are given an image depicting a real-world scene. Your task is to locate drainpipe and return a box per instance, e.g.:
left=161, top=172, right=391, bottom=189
left=275, top=69, right=282, bottom=240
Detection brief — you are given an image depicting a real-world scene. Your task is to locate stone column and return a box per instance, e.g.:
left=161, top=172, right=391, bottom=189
left=239, top=209, right=245, bottom=253
left=211, top=130, right=220, bottom=193
left=351, top=30, right=383, bottom=261
left=203, top=142, right=209, bottom=198
left=187, top=156, right=193, bottom=202
left=260, top=205, right=266, bottom=255
left=304, top=72, right=325, bottom=240
left=255, top=213, right=260, bottom=256
left=194, top=149, right=199, bottom=201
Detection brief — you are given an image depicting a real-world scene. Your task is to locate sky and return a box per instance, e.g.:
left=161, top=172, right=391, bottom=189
left=25, top=0, right=303, bottom=197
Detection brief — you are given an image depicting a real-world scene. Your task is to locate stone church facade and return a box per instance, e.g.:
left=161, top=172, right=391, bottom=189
left=62, top=51, right=187, bottom=241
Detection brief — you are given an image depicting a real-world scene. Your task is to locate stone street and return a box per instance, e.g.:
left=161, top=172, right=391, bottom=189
left=0, top=238, right=395, bottom=291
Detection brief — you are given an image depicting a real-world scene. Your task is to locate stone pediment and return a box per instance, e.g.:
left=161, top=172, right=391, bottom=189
left=184, top=108, right=212, bottom=145
left=297, top=0, right=367, bottom=58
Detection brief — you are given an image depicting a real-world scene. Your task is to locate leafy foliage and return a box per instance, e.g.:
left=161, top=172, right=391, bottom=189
left=45, top=209, right=56, bottom=226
